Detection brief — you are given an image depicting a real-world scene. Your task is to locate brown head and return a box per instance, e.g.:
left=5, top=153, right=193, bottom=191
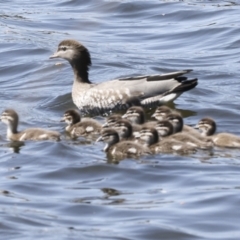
left=61, top=109, right=81, bottom=126
left=50, top=39, right=92, bottom=83
left=122, top=106, right=145, bottom=124
left=155, top=120, right=174, bottom=137
left=195, top=117, right=216, bottom=136
left=151, top=105, right=173, bottom=121
left=166, top=112, right=183, bottom=133
left=0, top=109, right=19, bottom=134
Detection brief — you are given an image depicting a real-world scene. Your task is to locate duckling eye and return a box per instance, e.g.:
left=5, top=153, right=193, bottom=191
left=60, top=47, right=67, bottom=51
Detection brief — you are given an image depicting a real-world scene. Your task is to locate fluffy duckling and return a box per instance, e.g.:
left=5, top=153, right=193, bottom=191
left=97, top=128, right=151, bottom=158
left=151, top=105, right=173, bottom=121
left=0, top=109, right=60, bottom=141
left=122, top=106, right=146, bottom=124
left=122, top=106, right=157, bottom=129
left=153, top=106, right=206, bottom=139
left=166, top=112, right=209, bottom=142
left=113, top=119, right=135, bottom=140
left=102, top=114, right=122, bottom=128
left=138, top=127, right=196, bottom=154
left=61, top=109, right=102, bottom=137
left=155, top=120, right=174, bottom=137
left=196, top=117, right=240, bottom=148
left=166, top=113, right=213, bottom=149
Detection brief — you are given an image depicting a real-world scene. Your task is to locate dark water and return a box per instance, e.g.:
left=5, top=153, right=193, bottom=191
left=1, top=0, right=240, bottom=239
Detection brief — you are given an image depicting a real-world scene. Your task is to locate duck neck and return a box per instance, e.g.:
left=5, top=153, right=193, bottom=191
left=104, top=143, right=110, bottom=152
left=151, top=131, right=159, bottom=145
left=173, top=119, right=183, bottom=133
left=7, top=122, right=18, bottom=139
left=104, top=135, right=119, bottom=152
left=71, top=60, right=92, bottom=84
left=206, top=126, right=215, bottom=136
left=139, top=114, right=145, bottom=124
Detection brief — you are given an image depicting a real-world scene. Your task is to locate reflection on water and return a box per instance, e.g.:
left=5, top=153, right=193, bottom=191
left=0, top=0, right=240, bottom=239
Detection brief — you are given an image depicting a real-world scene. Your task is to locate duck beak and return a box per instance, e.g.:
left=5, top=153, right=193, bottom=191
left=49, top=52, right=59, bottom=59
left=96, top=136, right=103, bottom=142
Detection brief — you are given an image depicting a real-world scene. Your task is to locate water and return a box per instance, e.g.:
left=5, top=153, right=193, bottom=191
left=0, top=0, right=240, bottom=239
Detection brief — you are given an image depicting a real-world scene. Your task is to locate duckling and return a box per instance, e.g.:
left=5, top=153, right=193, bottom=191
left=96, top=128, right=151, bottom=158
left=61, top=109, right=102, bottom=137
left=123, top=106, right=157, bottom=127
left=113, top=119, right=135, bottom=140
left=155, top=120, right=174, bottom=137
left=196, top=117, right=240, bottom=148
left=0, top=109, right=60, bottom=141
left=153, top=107, right=206, bottom=139
left=102, top=114, right=122, bottom=128
left=166, top=113, right=213, bottom=149
left=138, top=127, right=196, bottom=154
left=122, top=106, right=146, bottom=124
left=167, top=112, right=209, bottom=140
left=151, top=105, right=173, bottom=121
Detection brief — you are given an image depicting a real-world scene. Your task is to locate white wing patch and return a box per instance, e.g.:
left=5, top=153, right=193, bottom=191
left=159, top=93, right=180, bottom=103
left=38, top=134, right=48, bottom=140
left=86, top=126, right=94, bottom=132
left=128, top=147, right=137, bottom=154
left=172, top=145, right=183, bottom=151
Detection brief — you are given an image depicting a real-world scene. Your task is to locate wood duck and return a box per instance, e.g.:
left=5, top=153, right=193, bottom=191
left=138, top=127, right=196, bottom=154
left=0, top=109, right=60, bottom=141
left=196, top=117, right=240, bottom=148
left=97, top=128, right=151, bottom=158
left=50, top=39, right=198, bottom=115
left=61, top=109, right=102, bottom=137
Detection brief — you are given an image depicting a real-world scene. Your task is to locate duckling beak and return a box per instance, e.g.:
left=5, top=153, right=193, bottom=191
left=151, top=113, right=156, bottom=118
left=96, top=136, right=103, bottom=142
left=49, top=52, right=59, bottom=59
left=194, top=124, right=199, bottom=129
left=102, top=123, right=109, bottom=128
left=60, top=117, right=65, bottom=122
left=0, top=115, right=5, bottom=121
